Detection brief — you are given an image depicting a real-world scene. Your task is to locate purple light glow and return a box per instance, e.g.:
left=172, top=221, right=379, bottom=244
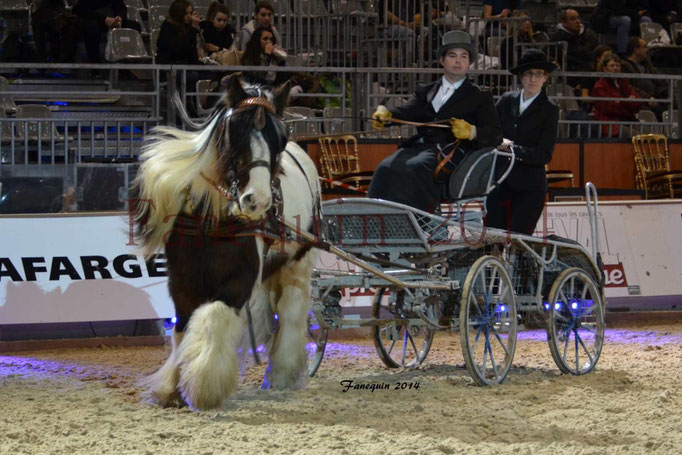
left=306, top=342, right=374, bottom=358
left=517, top=328, right=682, bottom=346
left=0, top=356, right=89, bottom=380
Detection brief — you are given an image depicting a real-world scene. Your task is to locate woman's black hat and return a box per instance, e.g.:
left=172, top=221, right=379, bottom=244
left=509, top=49, right=557, bottom=75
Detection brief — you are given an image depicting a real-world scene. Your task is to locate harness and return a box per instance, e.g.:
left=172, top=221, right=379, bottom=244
left=178, top=94, right=322, bottom=364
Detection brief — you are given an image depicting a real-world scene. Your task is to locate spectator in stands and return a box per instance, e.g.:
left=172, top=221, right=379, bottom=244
left=591, top=54, right=644, bottom=137
left=593, top=44, right=615, bottom=72
left=487, top=49, right=558, bottom=235
left=642, top=0, right=680, bottom=28
left=591, top=0, right=652, bottom=56
left=368, top=31, right=502, bottom=214
left=31, top=0, right=76, bottom=63
left=239, top=1, right=283, bottom=52
left=500, top=12, right=536, bottom=70
left=377, top=0, right=441, bottom=62
left=549, top=9, right=598, bottom=74
left=200, top=2, right=236, bottom=54
left=72, top=0, right=142, bottom=64
left=240, top=26, right=288, bottom=86
left=156, top=0, right=202, bottom=116
left=377, top=0, right=417, bottom=37
left=483, top=0, right=521, bottom=22
left=620, top=36, right=667, bottom=117
left=156, top=0, right=201, bottom=65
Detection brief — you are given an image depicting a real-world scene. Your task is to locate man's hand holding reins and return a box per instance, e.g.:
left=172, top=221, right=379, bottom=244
left=450, top=118, right=476, bottom=140
left=371, top=105, right=392, bottom=130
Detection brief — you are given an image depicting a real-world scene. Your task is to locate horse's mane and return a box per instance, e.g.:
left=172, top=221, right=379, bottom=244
left=134, top=111, right=226, bottom=257
left=133, top=79, right=290, bottom=257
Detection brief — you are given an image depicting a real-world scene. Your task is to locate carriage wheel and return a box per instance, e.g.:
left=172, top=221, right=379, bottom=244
left=546, top=268, right=604, bottom=375
left=460, top=255, right=517, bottom=386
left=306, top=311, right=328, bottom=377
left=371, top=288, right=434, bottom=369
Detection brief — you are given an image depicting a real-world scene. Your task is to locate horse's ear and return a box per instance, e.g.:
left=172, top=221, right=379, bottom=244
left=272, top=80, right=292, bottom=117
left=226, top=73, right=248, bottom=107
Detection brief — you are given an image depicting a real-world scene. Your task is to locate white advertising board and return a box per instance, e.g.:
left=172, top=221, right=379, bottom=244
left=0, top=214, right=173, bottom=324
left=317, top=201, right=682, bottom=309
left=0, top=201, right=681, bottom=324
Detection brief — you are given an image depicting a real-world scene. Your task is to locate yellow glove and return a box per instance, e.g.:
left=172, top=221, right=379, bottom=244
left=371, top=105, right=392, bottom=130
left=450, top=118, right=473, bottom=140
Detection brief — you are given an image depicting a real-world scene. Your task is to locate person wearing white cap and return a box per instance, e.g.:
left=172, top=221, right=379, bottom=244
left=367, top=30, right=502, bottom=213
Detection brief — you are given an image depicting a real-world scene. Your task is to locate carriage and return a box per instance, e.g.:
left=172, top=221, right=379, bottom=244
left=136, top=80, right=605, bottom=410
left=304, top=147, right=605, bottom=386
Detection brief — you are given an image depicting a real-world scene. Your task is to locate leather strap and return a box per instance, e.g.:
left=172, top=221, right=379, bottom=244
left=433, top=140, right=462, bottom=182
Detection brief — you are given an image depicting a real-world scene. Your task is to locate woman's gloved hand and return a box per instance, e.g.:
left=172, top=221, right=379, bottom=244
left=371, top=105, right=392, bottom=130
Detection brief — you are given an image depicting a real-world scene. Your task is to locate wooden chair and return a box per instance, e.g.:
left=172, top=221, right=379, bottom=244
left=318, top=135, right=373, bottom=193
left=545, top=164, right=575, bottom=187
left=632, top=134, right=682, bottom=199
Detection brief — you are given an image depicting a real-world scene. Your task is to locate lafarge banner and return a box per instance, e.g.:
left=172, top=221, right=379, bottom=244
left=0, top=214, right=174, bottom=324
left=1, top=202, right=681, bottom=324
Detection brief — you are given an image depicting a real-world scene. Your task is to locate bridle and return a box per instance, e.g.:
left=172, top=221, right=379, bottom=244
left=195, top=95, right=283, bottom=213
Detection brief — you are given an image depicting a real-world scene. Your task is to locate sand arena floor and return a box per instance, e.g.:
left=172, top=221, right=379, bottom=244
left=1, top=318, right=682, bottom=455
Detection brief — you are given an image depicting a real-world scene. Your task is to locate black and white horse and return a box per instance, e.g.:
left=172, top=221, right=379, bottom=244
left=134, top=76, right=320, bottom=411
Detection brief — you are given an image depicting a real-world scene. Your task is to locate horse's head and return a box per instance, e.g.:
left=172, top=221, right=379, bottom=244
left=213, top=76, right=291, bottom=220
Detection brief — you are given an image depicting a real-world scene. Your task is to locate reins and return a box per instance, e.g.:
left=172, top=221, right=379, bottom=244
left=289, top=117, right=451, bottom=142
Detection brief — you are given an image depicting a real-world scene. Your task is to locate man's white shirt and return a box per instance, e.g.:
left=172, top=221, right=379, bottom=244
left=432, top=77, right=465, bottom=112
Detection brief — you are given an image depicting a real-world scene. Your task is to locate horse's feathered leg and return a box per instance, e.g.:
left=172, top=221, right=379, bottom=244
left=142, top=328, right=183, bottom=407
left=175, top=301, right=245, bottom=410
left=262, top=250, right=317, bottom=390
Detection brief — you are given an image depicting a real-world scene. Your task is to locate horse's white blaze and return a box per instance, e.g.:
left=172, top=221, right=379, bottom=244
left=237, top=133, right=273, bottom=219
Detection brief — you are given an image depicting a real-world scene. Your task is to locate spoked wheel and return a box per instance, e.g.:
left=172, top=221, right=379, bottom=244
left=371, top=288, right=434, bottom=368
left=460, top=256, right=517, bottom=386
left=546, top=268, right=604, bottom=375
left=306, top=311, right=328, bottom=377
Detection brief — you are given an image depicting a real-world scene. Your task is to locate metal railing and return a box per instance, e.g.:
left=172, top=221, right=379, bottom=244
left=0, top=64, right=679, bottom=156
left=0, top=61, right=680, bottom=213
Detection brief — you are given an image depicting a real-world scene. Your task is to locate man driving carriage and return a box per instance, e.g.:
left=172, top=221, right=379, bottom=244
left=367, top=31, right=503, bottom=213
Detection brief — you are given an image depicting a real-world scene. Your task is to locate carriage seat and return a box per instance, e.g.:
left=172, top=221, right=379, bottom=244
left=440, top=147, right=513, bottom=223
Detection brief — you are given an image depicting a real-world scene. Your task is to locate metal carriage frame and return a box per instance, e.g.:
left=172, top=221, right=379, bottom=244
left=302, top=172, right=605, bottom=385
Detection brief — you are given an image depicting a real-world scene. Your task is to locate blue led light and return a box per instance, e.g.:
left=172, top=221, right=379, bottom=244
left=555, top=302, right=562, bottom=310
left=544, top=303, right=550, bottom=310
left=274, top=313, right=279, bottom=320
left=171, top=316, right=177, bottom=324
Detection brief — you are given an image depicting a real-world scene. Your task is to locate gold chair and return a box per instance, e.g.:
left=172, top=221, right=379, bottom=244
left=632, top=134, right=682, bottom=199
left=318, top=135, right=373, bottom=193
left=545, top=164, right=575, bottom=187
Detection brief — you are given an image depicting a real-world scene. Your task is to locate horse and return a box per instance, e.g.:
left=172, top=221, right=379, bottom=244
left=133, top=76, right=321, bottom=411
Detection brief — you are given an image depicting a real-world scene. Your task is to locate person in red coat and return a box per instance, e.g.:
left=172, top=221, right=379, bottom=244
left=590, top=54, right=643, bottom=138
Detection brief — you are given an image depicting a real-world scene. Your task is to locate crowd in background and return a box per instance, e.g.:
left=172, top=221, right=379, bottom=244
left=2, top=0, right=681, bottom=137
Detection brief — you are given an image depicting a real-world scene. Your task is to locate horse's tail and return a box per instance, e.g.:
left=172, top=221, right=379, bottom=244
left=175, top=301, right=245, bottom=410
